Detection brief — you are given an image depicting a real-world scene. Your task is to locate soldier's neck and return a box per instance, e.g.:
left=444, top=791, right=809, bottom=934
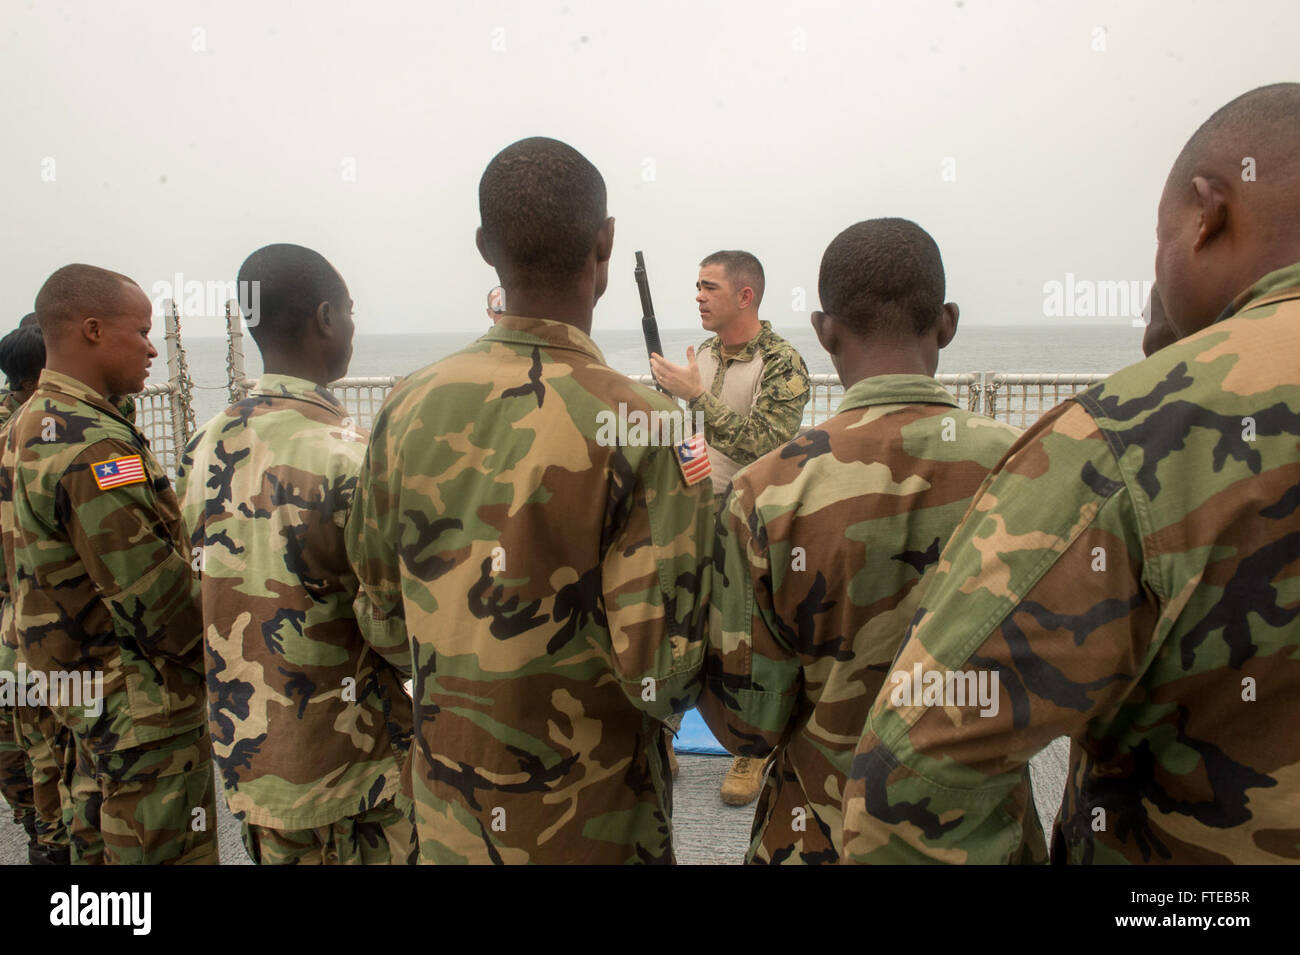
left=504, top=283, right=597, bottom=336
left=43, top=357, right=110, bottom=399
left=835, top=336, right=939, bottom=389
left=260, top=352, right=333, bottom=388
left=717, top=313, right=760, bottom=347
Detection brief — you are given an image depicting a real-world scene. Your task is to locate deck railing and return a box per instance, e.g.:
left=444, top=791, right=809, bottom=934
left=221, top=302, right=1111, bottom=435
left=131, top=300, right=195, bottom=476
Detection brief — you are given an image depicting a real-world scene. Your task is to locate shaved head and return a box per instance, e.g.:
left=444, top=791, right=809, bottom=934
left=34, top=264, right=144, bottom=342
left=1156, top=83, right=1300, bottom=338
left=1166, top=83, right=1300, bottom=204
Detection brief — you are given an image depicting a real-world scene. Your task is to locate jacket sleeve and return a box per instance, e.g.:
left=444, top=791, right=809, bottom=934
left=57, top=439, right=203, bottom=667
left=840, top=405, right=1156, bottom=864
left=344, top=415, right=413, bottom=678
left=600, top=441, right=713, bottom=721
left=690, top=350, right=810, bottom=465
left=697, top=482, right=800, bottom=756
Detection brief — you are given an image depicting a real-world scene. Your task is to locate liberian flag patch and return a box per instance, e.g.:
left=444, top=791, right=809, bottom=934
left=674, top=433, right=712, bottom=487
left=92, top=455, right=147, bottom=490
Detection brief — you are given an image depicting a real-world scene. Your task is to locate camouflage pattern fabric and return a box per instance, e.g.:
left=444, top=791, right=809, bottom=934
left=0, top=707, right=33, bottom=827
left=3, top=369, right=206, bottom=750
left=698, top=374, right=1023, bottom=864
left=0, top=390, right=22, bottom=433
left=0, top=390, right=35, bottom=830
left=241, top=792, right=417, bottom=865
left=176, top=374, right=414, bottom=833
left=690, top=320, right=811, bottom=468
left=346, top=315, right=714, bottom=864
left=1, top=368, right=215, bottom=863
left=842, top=262, right=1300, bottom=865
left=13, top=700, right=72, bottom=852
left=77, top=724, right=218, bottom=865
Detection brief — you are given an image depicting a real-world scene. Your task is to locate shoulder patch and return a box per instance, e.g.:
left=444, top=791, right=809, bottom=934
left=674, top=433, right=712, bottom=486
left=92, top=454, right=147, bottom=490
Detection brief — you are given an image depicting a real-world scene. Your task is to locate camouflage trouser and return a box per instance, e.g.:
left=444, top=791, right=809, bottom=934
left=71, top=725, right=219, bottom=865
left=0, top=704, right=35, bottom=828
left=240, top=793, right=417, bottom=865
left=13, top=702, right=72, bottom=851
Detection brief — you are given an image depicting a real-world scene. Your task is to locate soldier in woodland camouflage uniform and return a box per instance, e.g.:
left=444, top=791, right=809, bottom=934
left=177, top=244, right=415, bottom=865
left=650, top=250, right=810, bottom=801
left=697, top=220, right=1024, bottom=863
left=346, top=137, right=714, bottom=864
left=0, top=320, right=79, bottom=864
left=843, top=83, right=1300, bottom=865
left=3, top=265, right=216, bottom=864
left=0, top=322, right=45, bottom=859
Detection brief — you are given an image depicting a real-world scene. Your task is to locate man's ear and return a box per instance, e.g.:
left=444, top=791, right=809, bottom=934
left=738, top=286, right=755, bottom=310
left=936, top=303, right=959, bottom=350
left=811, top=310, right=837, bottom=354
left=314, top=301, right=334, bottom=338
left=595, top=216, right=615, bottom=265
left=81, top=316, right=104, bottom=344
left=476, top=226, right=494, bottom=267
left=1191, top=176, right=1229, bottom=252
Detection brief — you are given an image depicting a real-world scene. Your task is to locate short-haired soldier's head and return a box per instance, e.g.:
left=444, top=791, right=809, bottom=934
left=812, top=218, right=958, bottom=385
left=476, top=137, right=615, bottom=331
left=237, top=243, right=354, bottom=385
left=1156, top=82, right=1300, bottom=338
left=34, top=264, right=156, bottom=399
left=0, top=325, right=46, bottom=401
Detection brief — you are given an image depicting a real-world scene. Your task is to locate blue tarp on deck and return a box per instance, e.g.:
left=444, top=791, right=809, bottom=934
left=675, top=709, right=728, bottom=756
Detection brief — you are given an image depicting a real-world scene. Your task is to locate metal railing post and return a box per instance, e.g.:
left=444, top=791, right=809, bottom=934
left=226, top=298, right=249, bottom=403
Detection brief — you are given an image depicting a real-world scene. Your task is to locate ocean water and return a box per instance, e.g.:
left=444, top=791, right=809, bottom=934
left=175, top=322, right=1147, bottom=428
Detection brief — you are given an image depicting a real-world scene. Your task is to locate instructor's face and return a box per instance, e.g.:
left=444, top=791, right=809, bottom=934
left=696, top=265, right=738, bottom=333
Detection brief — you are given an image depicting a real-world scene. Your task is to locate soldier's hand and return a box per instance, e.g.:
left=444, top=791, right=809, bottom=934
left=650, top=346, right=704, bottom=400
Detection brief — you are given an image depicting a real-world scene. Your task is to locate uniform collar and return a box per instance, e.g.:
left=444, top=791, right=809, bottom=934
left=251, top=373, right=347, bottom=415
left=36, top=369, right=137, bottom=427
left=485, top=315, right=608, bottom=365
left=707, top=320, right=772, bottom=363
left=1214, top=260, right=1300, bottom=324
left=835, top=374, right=959, bottom=413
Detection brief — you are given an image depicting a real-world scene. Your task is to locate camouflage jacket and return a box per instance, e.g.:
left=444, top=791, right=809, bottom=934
left=346, top=315, right=714, bottom=864
left=691, top=321, right=810, bottom=492
left=843, top=261, right=1300, bottom=865
left=0, top=369, right=204, bottom=752
left=698, top=375, right=1022, bottom=864
left=0, top=391, right=21, bottom=432
left=176, top=374, right=413, bottom=830
left=0, top=395, right=25, bottom=680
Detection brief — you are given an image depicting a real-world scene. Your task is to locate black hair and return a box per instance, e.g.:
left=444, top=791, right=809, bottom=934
left=236, top=244, right=347, bottom=344
left=0, top=326, right=46, bottom=390
left=818, top=218, right=946, bottom=336
left=478, top=137, right=607, bottom=289
left=34, top=265, right=140, bottom=337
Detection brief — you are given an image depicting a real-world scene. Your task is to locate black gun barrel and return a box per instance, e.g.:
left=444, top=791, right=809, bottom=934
left=634, top=250, right=665, bottom=362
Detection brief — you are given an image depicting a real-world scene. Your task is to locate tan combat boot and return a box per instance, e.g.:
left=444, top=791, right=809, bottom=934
left=720, top=755, right=767, bottom=805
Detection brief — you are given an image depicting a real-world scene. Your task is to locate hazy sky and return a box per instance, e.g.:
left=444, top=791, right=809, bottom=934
left=3, top=0, right=1295, bottom=337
